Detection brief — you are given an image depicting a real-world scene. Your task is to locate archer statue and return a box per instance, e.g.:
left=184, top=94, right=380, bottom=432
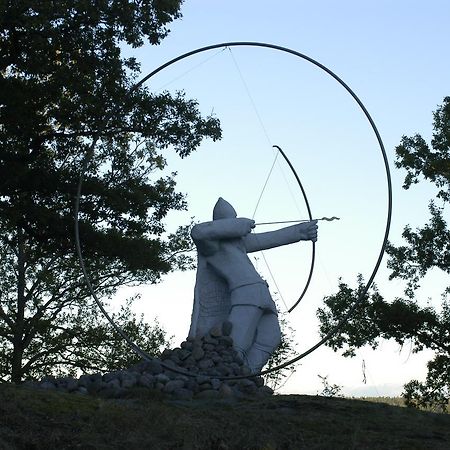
left=188, top=197, right=318, bottom=373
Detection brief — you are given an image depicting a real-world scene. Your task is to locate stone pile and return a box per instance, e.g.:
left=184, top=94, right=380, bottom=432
left=31, top=322, right=274, bottom=400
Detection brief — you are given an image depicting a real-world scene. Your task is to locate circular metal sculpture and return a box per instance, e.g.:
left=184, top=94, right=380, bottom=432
left=75, top=42, right=392, bottom=379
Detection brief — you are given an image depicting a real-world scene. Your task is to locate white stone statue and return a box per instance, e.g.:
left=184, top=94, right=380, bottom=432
left=188, top=197, right=318, bottom=373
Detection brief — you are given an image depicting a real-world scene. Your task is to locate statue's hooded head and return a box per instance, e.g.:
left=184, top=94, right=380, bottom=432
left=213, top=197, right=237, bottom=220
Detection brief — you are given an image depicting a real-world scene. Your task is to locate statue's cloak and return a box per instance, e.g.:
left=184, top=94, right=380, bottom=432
left=188, top=256, right=230, bottom=338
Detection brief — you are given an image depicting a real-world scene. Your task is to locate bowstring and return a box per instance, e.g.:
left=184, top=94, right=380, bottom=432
left=251, top=151, right=279, bottom=220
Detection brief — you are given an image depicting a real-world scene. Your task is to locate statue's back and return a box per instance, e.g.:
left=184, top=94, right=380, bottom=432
left=188, top=258, right=230, bottom=337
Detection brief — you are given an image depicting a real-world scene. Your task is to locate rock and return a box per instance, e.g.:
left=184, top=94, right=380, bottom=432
left=198, top=359, right=214, bottom=370
left=203, top=335, right=219, bottom=346
left=90, top=373, right=103, bottom=383
left=121, top=375, right=136, bottom=389
left=254, top=376, right=265, bottom=387
left=221, top=354, right=234, bottom=364
left=229, top=362, right=241, bottom=374
left=129, top=360, right=148, bottom=372
left=172, top=388, right=194, bottom=400
left=160, top=349, right=172, bottom=360
left=239, top=378, right=255, bottom=388
left=185, top=379, right=199, bottom=393
left=222, top=321, right=233, bottom=336
left=138, top=374, right=154, bottom=389
left=196, top=375, right=209, bottom=385
left=215, top=364, right=232, bottom=376
left=106, top=379, right=121, bottom=389
left=219, top=384, right=234, bottom=398
left=162, top=359, right=177, bottom=369
left=87, top=376, right=104, bottom=394
left=78, top=374, right=90, bottom=388
left=209, top=325, right=222, bottom=338
left=41, top=376, right=56, bottom=383
left=146, top=360, right=163, bottom=375
left=40, top=381, right=56, bottom=390
left=155, top=373, right=170, bottom=384
left=182, top=356, right=196, bottom=368
left=192, top=347, right=205, bottom=361
left=178, top=349, right=191, bottom=361
left=163, top=379, right=185, bottom=394
left=98, top=386, right=124, bottom=399
left=210, top=378, right=221, bottom=390
left=258, top=385, right=274, bottom=396
left=175, top=375, right=189, bottom=383
left=180, top=340, right=193, bottom=350
left=243, top=383, right=257, bottom=394
left=66, top=378, right=79, bottom=392
left=219, top=336, right=233, bottom=347
left=239, top=366, right=252, bottom=376
left=196, top=389, right=220, bottom=399
left=103, top=371, right=121, bottom=383
left=168, top=355, right=181, bottom=365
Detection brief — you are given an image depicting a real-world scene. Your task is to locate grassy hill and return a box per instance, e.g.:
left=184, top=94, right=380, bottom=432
left=0, top=383, right=449, bottom=449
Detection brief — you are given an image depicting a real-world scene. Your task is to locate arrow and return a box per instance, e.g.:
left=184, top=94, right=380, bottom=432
left=255, top=216, right=340, bottom=226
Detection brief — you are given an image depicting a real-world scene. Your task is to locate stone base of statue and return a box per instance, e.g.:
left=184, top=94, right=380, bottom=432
left=31, top=321, right=274, bottom=400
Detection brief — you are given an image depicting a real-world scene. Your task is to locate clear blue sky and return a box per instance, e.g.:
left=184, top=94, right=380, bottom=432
left=117, top=0, right=450, bottom=396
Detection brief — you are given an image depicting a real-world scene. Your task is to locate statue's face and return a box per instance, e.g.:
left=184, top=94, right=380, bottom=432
left=213, top=197, right=237, bottom=220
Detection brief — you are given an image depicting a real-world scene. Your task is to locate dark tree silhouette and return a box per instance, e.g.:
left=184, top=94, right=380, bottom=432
left=0, top=1, right=221, bottom=382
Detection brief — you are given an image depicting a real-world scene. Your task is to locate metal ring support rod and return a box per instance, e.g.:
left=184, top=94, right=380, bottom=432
left=75, top=42, right=392, bottom=380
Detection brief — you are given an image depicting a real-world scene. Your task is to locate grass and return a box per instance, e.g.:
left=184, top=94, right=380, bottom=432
left=0, top=383, right=449, bottom=449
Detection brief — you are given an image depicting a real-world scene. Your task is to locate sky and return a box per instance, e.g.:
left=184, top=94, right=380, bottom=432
left=115, top=1, right=450, bottom=396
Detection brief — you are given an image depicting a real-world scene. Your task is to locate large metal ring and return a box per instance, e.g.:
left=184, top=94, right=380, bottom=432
left=76, top=42, right=392, bottom=379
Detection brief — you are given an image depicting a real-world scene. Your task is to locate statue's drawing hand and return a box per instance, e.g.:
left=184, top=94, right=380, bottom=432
left=243, top=218, right=256, bottom=234
left=233, top=218, right=255, bottom=235
left=298, top=220, right=318, bottom=242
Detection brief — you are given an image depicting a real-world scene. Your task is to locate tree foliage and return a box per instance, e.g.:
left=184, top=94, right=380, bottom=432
left=263, top=313, right=297, bottom=391
left=0, top=1, right=221, bottom=382
left=317, top=97, right=450, bottom=411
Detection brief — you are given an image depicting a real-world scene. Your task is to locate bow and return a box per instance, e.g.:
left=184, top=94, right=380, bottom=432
left=255, top=145, right=316, bottom=313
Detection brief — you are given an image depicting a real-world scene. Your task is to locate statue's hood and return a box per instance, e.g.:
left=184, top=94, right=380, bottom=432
left=213, top=197, right=237, bottom=220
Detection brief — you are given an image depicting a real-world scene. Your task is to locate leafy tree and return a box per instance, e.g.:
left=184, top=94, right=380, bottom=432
left=317, top=374, right=343, bottom=398
left=317, top=97, right=450, bottom=411
left=0, top=1, right=221, bottom=382
left=263, top=313, right=297, bottom=391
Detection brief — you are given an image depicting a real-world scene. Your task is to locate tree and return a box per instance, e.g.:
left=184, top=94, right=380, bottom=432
left=0, top=1, right=221, bottom=383
left=263, top=312, right=298, bottom=391
left=317, top=97, right=450, bottom=411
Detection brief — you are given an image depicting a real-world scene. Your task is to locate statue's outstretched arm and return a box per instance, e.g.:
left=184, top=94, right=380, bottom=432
left=244, top=221, right=318, bottom=253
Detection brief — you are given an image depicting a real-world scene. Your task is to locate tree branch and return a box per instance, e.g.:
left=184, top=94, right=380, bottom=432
left=0, top=303, right=14, bottom=328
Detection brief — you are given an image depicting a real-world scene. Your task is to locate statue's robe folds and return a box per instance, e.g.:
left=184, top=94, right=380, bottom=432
left=188, top=225, right=304, bottom=338
left=188, top=258, right=231, bottom=338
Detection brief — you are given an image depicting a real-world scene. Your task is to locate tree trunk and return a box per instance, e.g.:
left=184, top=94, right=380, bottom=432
left=11, top=227, right=26, bottom=383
